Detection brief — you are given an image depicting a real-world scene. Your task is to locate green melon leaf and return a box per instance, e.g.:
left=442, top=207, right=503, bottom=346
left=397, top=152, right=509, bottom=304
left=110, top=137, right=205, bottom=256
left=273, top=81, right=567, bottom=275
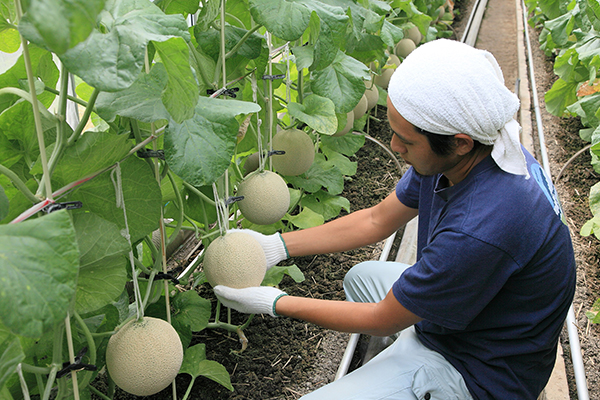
left=286, top=206, right=324, bottom=229
left=301, top=190, right=350, bottom=221
left=172, top=290, right=212, bottom=332
left=73, top=213, right=129, bottom=314
left=164, top=96, right=260, bottom=187
left=311, top=50, right=370, bottom=113
left=248, top=0, right=311, bottom=41
left=285, top=154, right=344, bottom=195
left=0, top=211, right=79, bottom=338
left=66, top=157, right=161, bottom=243
left=0, top=25, right=20, bottom=53
left=288, top=94, right=337, bottom=135
left=58, top=0, right=189, bottom=91
left=51, top=130, right=132, bottom=188
left=181, top=343, right=234, bottom=391
left=96, top=63, right=170, bottom=123
left=153, top=37, right=198, bottom=123
left=18, top=0, right=105, bottom=54
left=262, top=264, right=305, bottom=286
left=0, top=324, right=24, bottom=390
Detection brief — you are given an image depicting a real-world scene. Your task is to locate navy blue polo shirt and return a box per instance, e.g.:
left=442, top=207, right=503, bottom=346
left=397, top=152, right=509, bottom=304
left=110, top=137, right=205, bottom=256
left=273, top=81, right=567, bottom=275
left=392, top=149, right=576, bottom=399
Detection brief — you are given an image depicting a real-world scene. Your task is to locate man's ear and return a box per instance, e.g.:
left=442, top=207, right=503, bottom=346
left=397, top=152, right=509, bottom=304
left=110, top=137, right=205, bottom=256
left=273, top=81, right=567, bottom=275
left=454, top=134, right=475, bottom=156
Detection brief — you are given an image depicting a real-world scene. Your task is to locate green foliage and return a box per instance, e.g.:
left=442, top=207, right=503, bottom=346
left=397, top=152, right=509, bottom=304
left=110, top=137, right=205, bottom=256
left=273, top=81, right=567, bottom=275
left=530, top=0, right=600, bottom=323
left=0, top=0, right=457, bottom=397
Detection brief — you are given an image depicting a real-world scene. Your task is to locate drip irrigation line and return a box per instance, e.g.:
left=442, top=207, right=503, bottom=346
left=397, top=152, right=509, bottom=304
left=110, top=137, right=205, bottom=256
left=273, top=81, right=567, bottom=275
left=556, top=143, right=593, bottom=182
left=521, top=1, right=589, bottom=398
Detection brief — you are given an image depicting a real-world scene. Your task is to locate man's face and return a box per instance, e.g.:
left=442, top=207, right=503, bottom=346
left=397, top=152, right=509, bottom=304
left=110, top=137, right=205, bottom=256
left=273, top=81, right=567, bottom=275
left=386, top=96, right=460, bottom=177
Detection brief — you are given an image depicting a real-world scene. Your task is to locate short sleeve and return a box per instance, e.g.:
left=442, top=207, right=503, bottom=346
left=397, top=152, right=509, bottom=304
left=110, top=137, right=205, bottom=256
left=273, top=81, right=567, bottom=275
left=395, top=167, right=421, bottom=209
left=392, top=230, right=521, bottom=330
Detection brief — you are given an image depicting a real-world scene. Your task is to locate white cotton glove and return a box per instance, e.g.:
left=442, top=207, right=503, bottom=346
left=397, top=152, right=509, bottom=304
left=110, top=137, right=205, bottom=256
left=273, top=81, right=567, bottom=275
left=213, top=285, right=288, bottom=317
left=229, top=228, right=288, bottom=269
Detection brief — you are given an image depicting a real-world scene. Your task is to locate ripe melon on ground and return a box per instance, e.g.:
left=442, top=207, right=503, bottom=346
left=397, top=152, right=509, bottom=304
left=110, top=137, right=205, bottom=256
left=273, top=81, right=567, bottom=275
left=237, top=170, right=290, bottom=225
left=203, top=231, right=267, bottom=288
left=106, top=317, right=183, bottom=396
left=271, top=128, right=315, bottom=176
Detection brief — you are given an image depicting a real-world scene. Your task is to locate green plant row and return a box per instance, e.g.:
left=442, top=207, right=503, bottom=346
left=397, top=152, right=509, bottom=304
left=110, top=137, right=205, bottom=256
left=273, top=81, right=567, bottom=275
left=525, top=0, right=600, bottom=322
left=0, top=0, right=456, bottom=399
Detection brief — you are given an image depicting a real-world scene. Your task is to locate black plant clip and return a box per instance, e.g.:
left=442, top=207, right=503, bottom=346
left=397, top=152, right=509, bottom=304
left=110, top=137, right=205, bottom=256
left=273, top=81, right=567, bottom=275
left=224, top=196, right=244, bottom=206
left=262, top=74, right=286, bottom=81
left=137, top=149, right=165, bottom=160
left=43, top=201, right=83, bottom=214
left=267, top=150, right=286, bottom=157
left=156, top=272, right=180, bottom=285
left=207, top=87, right=239, bottom=98
left=57, top=347, right=97, bottom=378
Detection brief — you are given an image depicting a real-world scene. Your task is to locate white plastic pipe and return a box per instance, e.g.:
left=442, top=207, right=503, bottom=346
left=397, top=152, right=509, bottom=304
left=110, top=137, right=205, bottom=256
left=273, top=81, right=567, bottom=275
left=521, top=1, right=589, bottom=398
left=334, top=231, right=398, bottom=380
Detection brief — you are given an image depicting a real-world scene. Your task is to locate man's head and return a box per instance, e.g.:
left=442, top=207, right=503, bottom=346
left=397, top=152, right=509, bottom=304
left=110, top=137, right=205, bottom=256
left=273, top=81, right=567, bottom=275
left=387, top=39, right=529, bottom=178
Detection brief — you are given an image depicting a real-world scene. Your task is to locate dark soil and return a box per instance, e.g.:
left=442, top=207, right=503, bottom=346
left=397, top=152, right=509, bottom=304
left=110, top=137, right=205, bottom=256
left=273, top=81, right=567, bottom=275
left=92, top=0, right=600, bottom=398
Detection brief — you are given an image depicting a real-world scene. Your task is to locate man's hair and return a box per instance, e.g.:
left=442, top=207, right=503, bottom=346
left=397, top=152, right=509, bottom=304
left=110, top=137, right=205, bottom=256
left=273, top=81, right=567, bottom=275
left=414, top=126, right=489, bottom=156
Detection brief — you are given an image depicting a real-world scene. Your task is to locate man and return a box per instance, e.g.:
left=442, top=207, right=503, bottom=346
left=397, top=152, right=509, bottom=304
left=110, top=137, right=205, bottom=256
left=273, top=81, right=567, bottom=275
left=215, top=39, right=576, bottom=399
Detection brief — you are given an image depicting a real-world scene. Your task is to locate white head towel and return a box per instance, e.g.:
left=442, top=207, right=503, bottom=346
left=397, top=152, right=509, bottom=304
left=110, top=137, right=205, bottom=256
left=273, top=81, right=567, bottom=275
left=388, top=39, right=529, bottom=178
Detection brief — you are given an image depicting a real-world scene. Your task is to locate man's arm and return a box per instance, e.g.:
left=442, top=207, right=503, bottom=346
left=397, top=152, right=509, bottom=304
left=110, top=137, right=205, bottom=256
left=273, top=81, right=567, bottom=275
left=282, top=191, right=418, bottom=257
left=275, top=289, right=422, bottom=337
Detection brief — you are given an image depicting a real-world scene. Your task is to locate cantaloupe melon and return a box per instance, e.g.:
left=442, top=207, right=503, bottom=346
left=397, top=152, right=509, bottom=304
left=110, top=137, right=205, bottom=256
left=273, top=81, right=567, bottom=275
left=374, top=68, right=395, bottom=90
left=386, top=54, right=401, bottom=68
left=271, top=128, right=315, bottom=176
left=333, top=111, right=354, bottom=137
left=364, top=80, right=379, bottom=110
left=353, top=94, right=369, bottom=120
left=106, top=317, right=183, bottom=397
left=244, top=152, right=260, bottom=175
left=395, top=38, right=416, bottom=58
left=405, top=26, right=422, bottom=45
left=203, top=231, right=267, bottom=288
left=237, top=170, right=290, bottom=225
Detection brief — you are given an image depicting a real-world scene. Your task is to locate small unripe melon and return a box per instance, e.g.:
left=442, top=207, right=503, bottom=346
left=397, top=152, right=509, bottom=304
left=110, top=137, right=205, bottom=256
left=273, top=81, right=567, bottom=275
left=395, top=38, right=416, bottom=58
left=405, top=26, right=422, bottom=45
left=374, top=68, right=395, bottom=90
left=203, top=231, right=267, bottom=288
left=271, top=128, right=315, bottom=176
left=106, top=317, right=183, bottom=397
left=353, top=94, right=369, bottom=120
left=333, top=112, right=354, bottom=137
left=237, top=170, right=290, bottom=225
left=364, top=81, right=379, bottom=110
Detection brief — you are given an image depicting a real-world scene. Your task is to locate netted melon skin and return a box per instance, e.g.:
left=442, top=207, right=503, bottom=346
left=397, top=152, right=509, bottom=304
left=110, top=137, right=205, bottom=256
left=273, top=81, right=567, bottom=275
left=106, top=317, right=183, bottom=396
left=203, top=231, right=267, bottom=288
left=271, top=129, right=315, bottom=176
left=237, top=171, right=290, bottom=225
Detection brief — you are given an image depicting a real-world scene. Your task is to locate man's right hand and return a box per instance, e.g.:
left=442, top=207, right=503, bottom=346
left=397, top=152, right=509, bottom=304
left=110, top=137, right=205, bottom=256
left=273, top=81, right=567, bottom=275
left=229, top=229, right=289, bottom=269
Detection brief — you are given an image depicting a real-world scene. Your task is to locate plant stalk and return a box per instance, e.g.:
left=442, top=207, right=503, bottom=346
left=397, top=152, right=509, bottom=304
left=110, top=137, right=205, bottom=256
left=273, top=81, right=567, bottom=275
left=67, top=88, right=99, bottom=145
left=0, top=163, right=39, bottom=203
left=64, top=313, right=81, bottom=400
left=15, top=20, right=53, bottom=199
